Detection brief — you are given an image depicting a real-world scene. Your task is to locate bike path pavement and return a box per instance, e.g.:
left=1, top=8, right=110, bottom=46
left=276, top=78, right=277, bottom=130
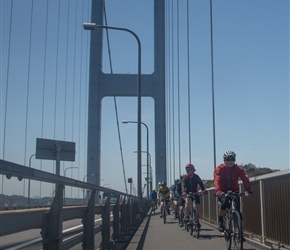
left=127, top=208, right=269, bottom=250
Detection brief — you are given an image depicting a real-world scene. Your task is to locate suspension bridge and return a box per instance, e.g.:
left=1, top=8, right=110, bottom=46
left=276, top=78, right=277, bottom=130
left=1, top=0, right=289, bottom=249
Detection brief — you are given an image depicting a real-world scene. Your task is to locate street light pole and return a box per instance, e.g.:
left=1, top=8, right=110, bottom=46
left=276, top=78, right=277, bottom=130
left=142, top=164, right=152, bottom=195
left=64, top=167, right=78, bottom=177
left=134, top=149, right=151, bottom=197
left=123, top=120, right=149, bottom=199
left=83, top=23, right=142, bottom=213
left=63, top=167, right=77, bottom=204
left=83, top=173, right=95, bottom=203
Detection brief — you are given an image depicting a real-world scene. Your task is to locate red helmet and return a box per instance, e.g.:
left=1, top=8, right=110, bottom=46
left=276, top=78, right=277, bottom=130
left=185, top=163, right=196, bottom=172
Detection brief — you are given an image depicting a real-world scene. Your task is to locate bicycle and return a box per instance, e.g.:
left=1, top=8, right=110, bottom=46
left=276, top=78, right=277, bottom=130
left=221, top=191, right=249, bottom=250
left=172, top=197, right=179, bottom=220
left=161, top=198, right=170, bottom=224
left=151, top=199, right=157, bottom=214
left=185, top=191, right=206, bottom=239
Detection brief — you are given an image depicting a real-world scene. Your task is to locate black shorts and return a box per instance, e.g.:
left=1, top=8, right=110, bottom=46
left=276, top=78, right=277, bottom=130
left=188, top=195, right=200, bottom=205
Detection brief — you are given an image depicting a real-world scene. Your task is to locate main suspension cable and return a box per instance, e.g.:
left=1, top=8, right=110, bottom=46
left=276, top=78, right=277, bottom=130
left=77, top=0, right=86, bottom=198
left=210, top=0, right=217, bottom=170
left=69, top=0, right=78, bottom=197
left=2, top=0, right=14, bottom=196
left=39, top=0, right=50, bottom=197
left=82, top=2, right=90, bottom=190
left=165, top=1, right=172, bottom=184
left=63, top=0, right=70, bottom=141
left=171, top=0, right=176, bottom=182
left=23, top=0, right=34, bottom=196
left=176, top=0, right=181, bottom=177
left=53, top=0, right=61, bottom=140
left=186, top=0, right=192, bottom=163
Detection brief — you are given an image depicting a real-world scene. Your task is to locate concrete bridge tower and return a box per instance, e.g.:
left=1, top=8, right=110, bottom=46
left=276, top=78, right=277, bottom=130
left=86, top=0, right=166, bottom=196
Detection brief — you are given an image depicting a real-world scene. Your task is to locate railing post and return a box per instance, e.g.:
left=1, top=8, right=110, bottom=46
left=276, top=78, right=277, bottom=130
left=208, top=191, right=210, bottom=222
left=132, top=197, right=137, bottom=226
left=126, top=197, right=131, bottom=230
left=260, top=179, right=266, bottom=245
left=129, top=196, right=132, bottom=226
left=42, top=184, right=64, bottom=250
left=113, top=195, right=120, bottom=241
left=121, top=197, right=126, bottom=234
left=102, top=192, right=111, bottom=249
left=82, top=190, right=96, bottom=250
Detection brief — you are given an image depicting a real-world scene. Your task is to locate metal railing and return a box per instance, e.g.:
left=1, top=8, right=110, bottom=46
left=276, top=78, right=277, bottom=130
left=0, top=159, right=150, bottom=249
left=199, top=169, right=290, bottom=250
left=1, top=159, right=289, bottom=249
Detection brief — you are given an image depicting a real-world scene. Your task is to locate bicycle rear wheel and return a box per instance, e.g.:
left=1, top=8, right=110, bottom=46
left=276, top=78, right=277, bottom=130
left=189, top=217, right=193, bottom=235
left=178, top=210, right=181, bottom=225
left=232, top=211, right=243, bottom=250
left=184, top=218, right=188, bottom=231
left=185, top=216, right=190, bottom=232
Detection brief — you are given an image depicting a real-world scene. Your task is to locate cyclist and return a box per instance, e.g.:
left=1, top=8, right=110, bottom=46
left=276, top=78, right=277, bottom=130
left=157, top=182, right=162, bottom=207
left=177, top=174, right=186, bottom=227
left=150, top=189, right=158, bottom=210
left=214, top=150, right=252, bottom=232
left=158, top=181, right=171, bottom=218
left=181, top=164, right=207, bottom=228
left=170, top=179, right=180, bottom=219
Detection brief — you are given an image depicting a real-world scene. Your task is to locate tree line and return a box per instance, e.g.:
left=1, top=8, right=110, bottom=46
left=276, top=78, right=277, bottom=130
left=204, top=163, right=280, bottom=189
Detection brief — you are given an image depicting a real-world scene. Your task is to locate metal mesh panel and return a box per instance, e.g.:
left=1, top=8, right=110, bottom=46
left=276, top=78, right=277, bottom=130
left=208, top=190, right=217, bottom=224
left=199, top=190, right=217, bottom=224
left=242, top=180, right=262, bottom=236
left=263, top=174, right=290, bottom=246
left=202, top=193, right=209, bottom=221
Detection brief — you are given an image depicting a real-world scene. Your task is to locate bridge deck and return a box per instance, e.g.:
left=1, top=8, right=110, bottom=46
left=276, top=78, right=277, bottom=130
left=127, top=208, right=268, bottom=250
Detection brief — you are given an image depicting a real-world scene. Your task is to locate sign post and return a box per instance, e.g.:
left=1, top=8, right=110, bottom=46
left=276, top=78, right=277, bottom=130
left=128, top=177, right=133, bottom=195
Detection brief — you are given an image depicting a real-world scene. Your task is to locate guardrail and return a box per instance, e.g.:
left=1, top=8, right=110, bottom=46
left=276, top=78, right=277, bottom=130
left=0, top=159, right=150, bottom=249
left=199, top=169, right=290, bottom=250
left=1, top=159, right=289, bottom=249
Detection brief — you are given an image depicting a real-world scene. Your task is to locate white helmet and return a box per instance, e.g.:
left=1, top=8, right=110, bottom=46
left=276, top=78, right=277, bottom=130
left=223, top=150, right=236, bottom=161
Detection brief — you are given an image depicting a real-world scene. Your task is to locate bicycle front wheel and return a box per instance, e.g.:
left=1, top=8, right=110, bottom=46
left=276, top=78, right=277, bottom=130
left=163, top=204, right=167, bottom=224
left=193, top=207, right=200, bottom=239
left=232, top=211, right=243, bottom=250
left=224, top=213, right=232, bottom=250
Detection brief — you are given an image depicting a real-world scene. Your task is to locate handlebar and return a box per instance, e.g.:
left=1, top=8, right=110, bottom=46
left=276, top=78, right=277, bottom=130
left=214, top=190, right=253, bottom=197
left=184, top=191, right=208, bottom=198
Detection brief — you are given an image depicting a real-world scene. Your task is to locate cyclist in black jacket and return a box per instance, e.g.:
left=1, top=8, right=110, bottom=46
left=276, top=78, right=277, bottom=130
left=181, top=164, right=207, bottom=227
left=177, top=174, right=186, bottom=226
left=170, top=179, right=180, bottom=219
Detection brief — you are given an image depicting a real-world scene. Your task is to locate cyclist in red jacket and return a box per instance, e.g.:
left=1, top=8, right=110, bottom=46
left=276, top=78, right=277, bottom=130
left=214, top=150, right=252, bottom=232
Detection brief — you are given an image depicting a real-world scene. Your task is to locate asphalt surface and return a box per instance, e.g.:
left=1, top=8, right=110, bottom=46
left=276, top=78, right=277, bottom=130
left=137, top=208, right=269, bottom=250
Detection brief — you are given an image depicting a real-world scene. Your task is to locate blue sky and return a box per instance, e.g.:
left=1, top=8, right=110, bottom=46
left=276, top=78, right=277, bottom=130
left=1, top=0, right=289, bottom=198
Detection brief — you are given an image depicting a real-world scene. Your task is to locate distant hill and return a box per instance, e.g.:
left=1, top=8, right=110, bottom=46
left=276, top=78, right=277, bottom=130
left=242, top=163, right=279, bottom=178
left=0, top=194, right=83, bottom=209
left=204, top=163, right=279, bottom=189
